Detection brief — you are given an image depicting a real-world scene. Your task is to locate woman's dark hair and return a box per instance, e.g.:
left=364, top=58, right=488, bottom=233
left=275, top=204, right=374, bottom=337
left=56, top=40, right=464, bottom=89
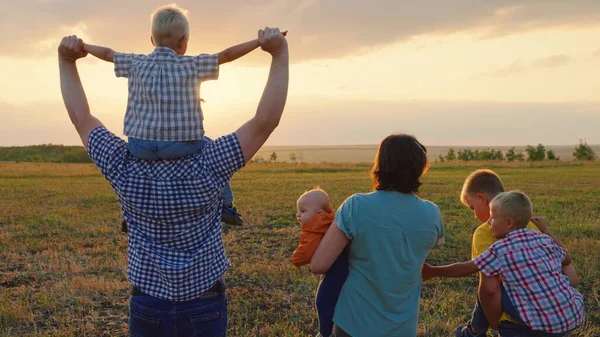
left=371, top=134, right=429, bottom=194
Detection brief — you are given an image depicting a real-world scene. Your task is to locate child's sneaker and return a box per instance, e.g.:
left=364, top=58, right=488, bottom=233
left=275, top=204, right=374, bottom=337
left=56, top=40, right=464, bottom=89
left=456, top=324, right=486, bottom=337
left=221, top=203, right=244, bottom=226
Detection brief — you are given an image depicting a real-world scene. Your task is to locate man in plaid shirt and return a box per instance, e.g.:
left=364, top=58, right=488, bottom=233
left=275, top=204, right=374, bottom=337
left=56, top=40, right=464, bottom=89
left=58, top=27, right=288, bottom=336
left=423, top=191, right=584, bottom=336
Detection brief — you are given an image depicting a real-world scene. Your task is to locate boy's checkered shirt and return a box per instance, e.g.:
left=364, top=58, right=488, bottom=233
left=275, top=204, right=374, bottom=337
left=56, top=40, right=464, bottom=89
left=114, top=46, right=219, bottom=141
left=87, top=127, right=244, bottom=301
left=473, top=228, right=584, bottom=333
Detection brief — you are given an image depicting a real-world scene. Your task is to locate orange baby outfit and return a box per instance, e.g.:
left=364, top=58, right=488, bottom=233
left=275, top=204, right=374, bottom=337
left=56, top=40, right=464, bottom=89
left=292, top=211, right=334, bottom=267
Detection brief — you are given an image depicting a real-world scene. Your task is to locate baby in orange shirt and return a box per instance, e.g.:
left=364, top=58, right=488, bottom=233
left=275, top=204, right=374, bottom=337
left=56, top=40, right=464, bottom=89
left=292, top=188, right=334, bottom=266
left=292, top=188, right=349, bottom=337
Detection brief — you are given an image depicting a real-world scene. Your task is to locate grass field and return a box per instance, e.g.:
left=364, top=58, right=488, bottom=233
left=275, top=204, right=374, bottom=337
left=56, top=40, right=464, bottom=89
left=1, top=161, right=599, bottom=336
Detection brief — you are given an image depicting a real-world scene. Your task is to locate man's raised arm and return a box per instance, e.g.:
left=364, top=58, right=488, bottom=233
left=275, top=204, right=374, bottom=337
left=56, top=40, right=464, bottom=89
left=58, top=35, right=103, bottom=149
left=235, top=27, right=289, bottom=163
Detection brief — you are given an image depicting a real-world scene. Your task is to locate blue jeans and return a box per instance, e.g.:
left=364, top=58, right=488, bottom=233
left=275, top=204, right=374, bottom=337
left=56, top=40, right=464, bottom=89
left=129, top=293, right=227, bottom=337
left=470, top=287, right=568, bottom=337
left=499, top=322, right=569, bottom=337
left=127, top=137, right=233, bottom=204
left=315, top=250, right=349, bottom=337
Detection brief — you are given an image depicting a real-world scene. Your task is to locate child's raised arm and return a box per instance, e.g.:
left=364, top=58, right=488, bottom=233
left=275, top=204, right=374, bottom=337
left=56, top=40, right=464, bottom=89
left=83, top=43, right=115, bottom=63
left=422, top=261, right=479, bottom=281
left=218, top=31, right=287, bottom=65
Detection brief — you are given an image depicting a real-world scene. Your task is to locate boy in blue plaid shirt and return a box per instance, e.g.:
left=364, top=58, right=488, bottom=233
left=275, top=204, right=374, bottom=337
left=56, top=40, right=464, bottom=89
left=82, top=4, right=269, bottom=226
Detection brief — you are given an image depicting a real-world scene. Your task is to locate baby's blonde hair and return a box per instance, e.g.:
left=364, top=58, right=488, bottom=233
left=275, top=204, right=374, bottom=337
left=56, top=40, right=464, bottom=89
left=298, top=187, right=332, bottom=212
left=491, top=190, right=532, bottom=228
left=151, top=4, right=190, bottom=47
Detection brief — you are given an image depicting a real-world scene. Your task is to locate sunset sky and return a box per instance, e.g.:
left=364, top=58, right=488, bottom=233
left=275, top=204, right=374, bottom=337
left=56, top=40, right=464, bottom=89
left=1, top=0, right=599, bottom=146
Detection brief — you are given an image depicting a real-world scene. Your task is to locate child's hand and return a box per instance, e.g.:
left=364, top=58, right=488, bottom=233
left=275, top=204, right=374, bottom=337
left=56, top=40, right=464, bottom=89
left=258, top=27, right=288, bottom=56
left=421, top=263, right=435, bottom=282
left=58, top=35, right=88, bottom=62
left=531, top=216, right=551, bottom=235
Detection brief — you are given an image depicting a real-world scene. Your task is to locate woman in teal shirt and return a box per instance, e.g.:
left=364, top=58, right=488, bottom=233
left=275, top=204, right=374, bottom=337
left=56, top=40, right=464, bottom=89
left=311, top=134, right=444, bottom=337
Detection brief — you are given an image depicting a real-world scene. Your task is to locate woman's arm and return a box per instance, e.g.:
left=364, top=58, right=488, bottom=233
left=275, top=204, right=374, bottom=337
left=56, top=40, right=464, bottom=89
left=310, top=219, right=349, bottom=274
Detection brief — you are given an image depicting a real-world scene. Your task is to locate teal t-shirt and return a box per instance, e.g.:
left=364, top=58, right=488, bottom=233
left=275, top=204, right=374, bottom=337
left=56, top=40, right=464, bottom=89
left=333, top=190, right=444, bottom=337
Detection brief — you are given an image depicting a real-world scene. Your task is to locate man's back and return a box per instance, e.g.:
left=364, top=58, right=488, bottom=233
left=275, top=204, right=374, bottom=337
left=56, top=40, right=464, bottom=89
left=87, top=127, right=244, bottom=301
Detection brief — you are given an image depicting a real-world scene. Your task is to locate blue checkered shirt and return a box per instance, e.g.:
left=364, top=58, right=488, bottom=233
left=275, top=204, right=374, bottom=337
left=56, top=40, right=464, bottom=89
left=114, top=47, right=219, bottom=141
left=87, top=127, right=245, bottom=301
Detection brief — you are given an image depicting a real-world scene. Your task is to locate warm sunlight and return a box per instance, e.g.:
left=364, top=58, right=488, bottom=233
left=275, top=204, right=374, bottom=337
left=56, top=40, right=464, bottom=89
left=1, top=1, right=599, bottom=146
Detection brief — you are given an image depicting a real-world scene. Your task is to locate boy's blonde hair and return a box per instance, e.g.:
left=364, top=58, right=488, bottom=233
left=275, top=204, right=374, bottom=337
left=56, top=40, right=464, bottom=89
left=460, top=169, right=505, bottom=205
left=151, top=4, right=190, bottom=47
left=491, top=190, right=532, bottom=228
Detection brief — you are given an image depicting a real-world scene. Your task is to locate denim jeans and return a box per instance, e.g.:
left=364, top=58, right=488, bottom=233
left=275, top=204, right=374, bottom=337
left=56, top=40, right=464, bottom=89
left=469, top=286, right=516, bottom=333
left=469, top=286, right=568, bottom=337
left=127, top=137, right=234, bottom=204
left=129, top=293, right=227, bottom=337
left=316, top=252, right=349, bottom=337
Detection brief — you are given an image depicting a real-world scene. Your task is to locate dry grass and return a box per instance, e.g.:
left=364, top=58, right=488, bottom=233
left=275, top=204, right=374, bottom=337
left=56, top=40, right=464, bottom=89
left=1, top=162, right=599, bottom=336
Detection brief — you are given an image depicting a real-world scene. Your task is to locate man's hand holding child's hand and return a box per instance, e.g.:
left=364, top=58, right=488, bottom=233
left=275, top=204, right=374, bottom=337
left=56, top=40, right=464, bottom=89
left=58, top=35, right=88, bottom=62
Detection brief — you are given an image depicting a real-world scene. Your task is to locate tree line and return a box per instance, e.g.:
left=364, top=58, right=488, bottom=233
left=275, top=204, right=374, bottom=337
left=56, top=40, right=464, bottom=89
left=0, top=141, right=596, bottom=163
left=0, top=145, right=92, bottom=163
left=437, top=140, right=596, bottom=162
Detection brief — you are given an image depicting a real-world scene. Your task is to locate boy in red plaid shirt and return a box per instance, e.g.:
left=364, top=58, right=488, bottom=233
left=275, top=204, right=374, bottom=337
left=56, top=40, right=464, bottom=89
left=423, top=190, right=584, bottom=336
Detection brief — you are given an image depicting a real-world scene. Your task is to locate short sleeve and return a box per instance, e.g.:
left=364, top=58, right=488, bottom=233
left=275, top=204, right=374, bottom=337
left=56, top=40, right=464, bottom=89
left=551, top=240, right=567, bottom=264
left=335, top=195, right=357, bottom=240
left=433, top=205, right=445, bottom=247
left=87, top=127, right=128, bottom=182
left=114, top=52, right=142, bottom=78
left=472, top=243, right=503, bottom=277
left=202, top=133, right=245, bottom=184
left=195, top=54, right=219, bottom=81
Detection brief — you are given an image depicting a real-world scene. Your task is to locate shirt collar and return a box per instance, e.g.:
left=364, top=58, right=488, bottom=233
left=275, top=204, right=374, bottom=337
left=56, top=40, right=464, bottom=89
left=152, top=46, right=178, bottom=56
left=505, top=227, right=529, bottom=239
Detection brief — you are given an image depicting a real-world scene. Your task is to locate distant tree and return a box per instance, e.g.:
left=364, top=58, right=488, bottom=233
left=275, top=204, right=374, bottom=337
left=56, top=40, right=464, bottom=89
left=437, top=155, right=445, bottom=162
left=515, top=150, right=525, bottom=161
left=289, top=152, right=297, bottom=162
left=270, top=152, right=278, bottom=162
left=446, top=148, right=456, bottom=161
left=525, top=144, right=546, bottom=161
left=573, top=139, right=596, bottom=160
left=506, top=147, right=517, bottom=162
left=546, top=149, right=558, bottom=161
left=251, top=156, right=265, bottom=163
left=492, top=149, right=504, bottom=161
left=458, top=149, right=474, bottom=161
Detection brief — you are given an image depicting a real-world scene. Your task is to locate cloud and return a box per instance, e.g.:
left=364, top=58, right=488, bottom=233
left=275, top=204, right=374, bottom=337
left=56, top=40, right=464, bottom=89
left=3, top=0, right=600, bottom=62
left=532, top=54, right=571, bottom=68
left=480, top=54, right=572, bottom=77
left=480, top=60, right=527, bottom=77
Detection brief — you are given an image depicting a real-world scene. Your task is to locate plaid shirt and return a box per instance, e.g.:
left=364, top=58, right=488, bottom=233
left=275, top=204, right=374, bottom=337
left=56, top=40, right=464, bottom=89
left=473, top=228, right=584, bottom=333
left=114, top=47, right=219, bottom=141
left=87, top=127, right=244, bottom=301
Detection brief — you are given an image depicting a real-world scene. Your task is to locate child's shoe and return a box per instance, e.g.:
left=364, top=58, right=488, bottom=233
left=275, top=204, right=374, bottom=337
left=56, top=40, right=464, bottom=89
left=221, top=203, right=244, bottom=226
left=456, top=324, right=486, bottom=337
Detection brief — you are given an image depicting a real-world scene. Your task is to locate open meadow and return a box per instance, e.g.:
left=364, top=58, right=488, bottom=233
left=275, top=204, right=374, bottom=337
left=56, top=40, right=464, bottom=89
left=1, top=161, right=599, bottom=336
